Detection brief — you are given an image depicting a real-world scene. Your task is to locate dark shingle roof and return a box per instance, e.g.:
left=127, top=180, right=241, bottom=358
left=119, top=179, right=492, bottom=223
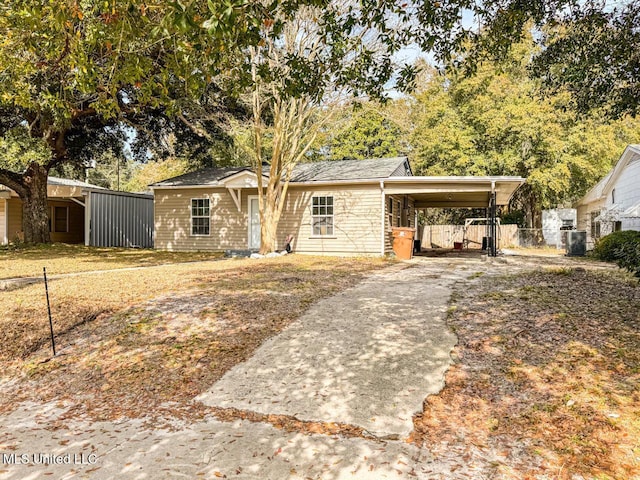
left=290, top=157, right=409, bottom=182
left=150, top=166, right=252, bottom=187
left=151, top=157, right=411, bottom=187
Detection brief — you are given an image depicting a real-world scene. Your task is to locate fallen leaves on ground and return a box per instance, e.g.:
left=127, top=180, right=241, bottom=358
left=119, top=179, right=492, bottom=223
left=0, top=243, right=225, bottom=279
left=412, top=267, right=640, bottom=480
left=0, top=256, right=392, bottom=423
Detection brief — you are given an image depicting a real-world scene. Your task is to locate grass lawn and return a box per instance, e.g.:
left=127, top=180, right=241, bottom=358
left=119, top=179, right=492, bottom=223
left=412, top=267, right=640, bottom=480
left=0, top=254, right=393, bottom=420
left=0, top=243, right=225, bottom=279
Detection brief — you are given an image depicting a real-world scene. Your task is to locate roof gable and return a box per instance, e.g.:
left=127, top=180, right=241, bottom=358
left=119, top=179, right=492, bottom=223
left=602, top=144, right=640, bottom=196
left=576, top=145, right=640, bottom=206
left=219, top=170, right=264, bottom=188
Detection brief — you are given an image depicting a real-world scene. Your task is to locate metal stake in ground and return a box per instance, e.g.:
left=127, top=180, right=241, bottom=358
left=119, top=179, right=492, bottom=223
left=43, top=267, right=56, bottom=356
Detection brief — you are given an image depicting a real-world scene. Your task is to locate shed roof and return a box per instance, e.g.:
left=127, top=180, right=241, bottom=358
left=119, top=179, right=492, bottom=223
left=0, top=176, right=104, bottom=191
left=48, top=177, right=106, bottom=189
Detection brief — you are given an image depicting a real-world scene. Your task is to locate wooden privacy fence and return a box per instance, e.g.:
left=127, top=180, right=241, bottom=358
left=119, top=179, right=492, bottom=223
left=420, top=224, right=519, bottom=249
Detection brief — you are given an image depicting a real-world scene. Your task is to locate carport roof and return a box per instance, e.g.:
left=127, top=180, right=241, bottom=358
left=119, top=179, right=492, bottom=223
left=381, top=176, right=525, bottom=207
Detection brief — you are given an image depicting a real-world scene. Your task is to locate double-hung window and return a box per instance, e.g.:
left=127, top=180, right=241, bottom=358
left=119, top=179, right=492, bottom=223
left=191, top=198, right=210, bottom=236
left=312, top=196, right=334, bottom=236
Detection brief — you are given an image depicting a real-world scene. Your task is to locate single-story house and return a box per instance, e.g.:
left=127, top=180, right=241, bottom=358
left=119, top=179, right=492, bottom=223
left=0, top=177, right=154, bottom=248
left=151, top=157, right=525, bottom=256
left=575, top=145, right=640, bottom=248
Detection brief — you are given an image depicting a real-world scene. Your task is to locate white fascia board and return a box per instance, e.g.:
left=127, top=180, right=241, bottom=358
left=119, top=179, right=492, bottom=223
left=219, top=170, right=268, bottom=188
left=288, top=176, right=525, bottom=188
left=151, top=175, right=527, bottom=189
left=602, top=145, right=640, bottom=197
left=149, top=184, right=225, bottom=190
left=384, top=175, right=526, bottom=183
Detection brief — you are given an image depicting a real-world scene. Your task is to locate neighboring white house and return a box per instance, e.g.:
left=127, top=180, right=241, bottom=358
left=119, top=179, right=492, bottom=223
left=575, top=145, right=640, bottom=249
left=542, top=208, right=577, bottom=249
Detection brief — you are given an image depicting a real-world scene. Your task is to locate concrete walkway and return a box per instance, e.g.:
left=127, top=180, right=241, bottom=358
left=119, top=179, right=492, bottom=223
left=197, top=262, right=463, bottom=438
left=0, top=258, right=490, bottom=479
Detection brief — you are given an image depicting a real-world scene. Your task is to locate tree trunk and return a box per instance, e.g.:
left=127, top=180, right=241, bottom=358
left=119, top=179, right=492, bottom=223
left=259, top=183, right=282, bottom=254
left=259, top=209, right=278, bottom=254
left=20, top=163, right=51, bottom=244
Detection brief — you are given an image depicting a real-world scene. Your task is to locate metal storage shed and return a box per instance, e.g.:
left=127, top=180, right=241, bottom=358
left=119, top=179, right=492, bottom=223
left=84, top=189, right=154, bottom=248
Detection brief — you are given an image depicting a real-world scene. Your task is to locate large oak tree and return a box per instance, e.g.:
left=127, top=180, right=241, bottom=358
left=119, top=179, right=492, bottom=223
left=0, top=0, right=259, bottom=243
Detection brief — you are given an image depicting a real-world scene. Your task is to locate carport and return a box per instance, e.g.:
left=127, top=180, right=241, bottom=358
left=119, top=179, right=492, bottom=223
left=380, top=176, right=525, bottom=256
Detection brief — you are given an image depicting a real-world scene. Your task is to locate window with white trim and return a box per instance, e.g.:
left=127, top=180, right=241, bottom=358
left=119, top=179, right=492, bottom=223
left=191, top=198, right=210, bottom=236
left=312, top=196, right=334, bottom=236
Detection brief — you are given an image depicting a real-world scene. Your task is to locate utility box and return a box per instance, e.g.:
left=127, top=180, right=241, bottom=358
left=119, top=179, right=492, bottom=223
left=392, top=227, right=416, bottom=260
left=566, top=230, right=587, bottom=256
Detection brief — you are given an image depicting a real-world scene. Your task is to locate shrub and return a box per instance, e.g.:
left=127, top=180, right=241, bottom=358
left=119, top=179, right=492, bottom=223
left=592, top=230, right=640, bottom=277
left=615, top=241, right=640, bottom=278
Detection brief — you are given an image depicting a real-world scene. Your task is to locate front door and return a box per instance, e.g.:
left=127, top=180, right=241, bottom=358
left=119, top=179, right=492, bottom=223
left=248, top=196, right=261, bottom=249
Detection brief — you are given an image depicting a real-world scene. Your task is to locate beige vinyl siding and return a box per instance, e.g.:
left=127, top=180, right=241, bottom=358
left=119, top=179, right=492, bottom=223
left=5, top=198, right=85, bottom=244
left=277, top=185, right=383, bottom=256
left=49, top=200, right=84, bottom=244
left=7, top=198, right=23, bottom=242
left=154, top=187, right=255, bottom=251
left=384, top=194, right=415, bottom=254
left=0, top=199, right=6, bottom=244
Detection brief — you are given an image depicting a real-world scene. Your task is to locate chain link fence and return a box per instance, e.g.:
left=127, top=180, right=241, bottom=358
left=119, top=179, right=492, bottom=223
left=517, top=228, right=545, bottom=247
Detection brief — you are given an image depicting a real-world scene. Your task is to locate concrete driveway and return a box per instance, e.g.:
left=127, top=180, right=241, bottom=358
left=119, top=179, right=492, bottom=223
left=0, top=257, right=491, bottom=479
left=197, top=262, right=462, bottom=438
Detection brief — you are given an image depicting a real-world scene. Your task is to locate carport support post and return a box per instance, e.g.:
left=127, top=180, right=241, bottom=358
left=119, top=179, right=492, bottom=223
left=490, top=191, right=497, bottom=257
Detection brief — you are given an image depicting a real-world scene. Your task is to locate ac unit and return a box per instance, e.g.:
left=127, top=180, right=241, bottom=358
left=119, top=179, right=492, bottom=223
left=566, top=230, right=587, bottom=256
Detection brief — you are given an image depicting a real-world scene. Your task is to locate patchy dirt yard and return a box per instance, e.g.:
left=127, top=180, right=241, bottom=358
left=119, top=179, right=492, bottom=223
left=2, top=251, right=639, bottom=479
left=412, top=266, right=640, bottom=480
left=0, top=255, right=392, bottom=422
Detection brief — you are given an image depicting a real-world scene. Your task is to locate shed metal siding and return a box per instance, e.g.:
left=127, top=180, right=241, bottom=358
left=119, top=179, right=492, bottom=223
left=89, top=191, right=154, bottom=248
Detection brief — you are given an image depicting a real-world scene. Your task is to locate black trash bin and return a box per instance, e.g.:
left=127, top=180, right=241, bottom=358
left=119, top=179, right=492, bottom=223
left=482, top=236, right=493, bottom=251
